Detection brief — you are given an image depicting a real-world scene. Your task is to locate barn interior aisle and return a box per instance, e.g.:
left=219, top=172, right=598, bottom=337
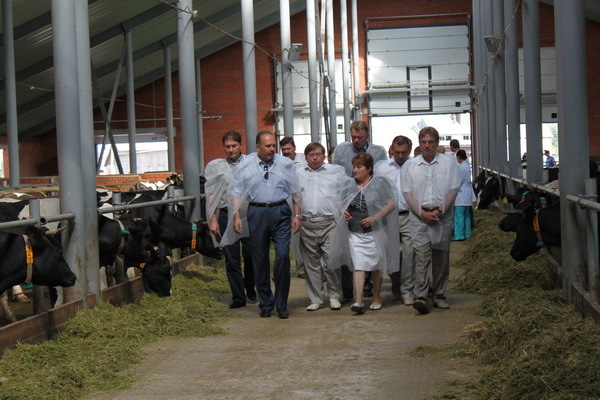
left=83, top=241, right=481, bottom=400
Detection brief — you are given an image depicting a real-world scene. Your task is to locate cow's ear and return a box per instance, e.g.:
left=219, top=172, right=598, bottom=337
left=24, top=225, right=44, bottom=246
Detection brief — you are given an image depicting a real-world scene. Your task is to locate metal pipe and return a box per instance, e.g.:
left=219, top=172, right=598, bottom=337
left=28, top=199, right=44, bottom=314
left=164, top=45, right=176, bottom=172
left=339, top=0, right=351, bottom=136
left=0, top=218, right=38, bottom=230
left=40, top=213, right=77, bottom=225
left=75, top=0, right=100, bottom=299
left=177, top=0, right=201, bottom=222
left=504, top=0, right=522, bottom=181
left=3, top=0, right=19, bottom=185
left=483, top=0, right=497, bottom=170
left=351, top=0, right=360, bottom=122
left=555, top=0, right=589, bottom=300
left=126, top=29, right=137, bottom=174
left=280, top=0, right=293, bottom=137
left=52, top=0, right=86, bottom=302
left=242, top=0, right=258, bottom=151
left=196, top=58, right=205, bottom=173
left=493, top=0, right=507, bottom=175
left=522, top=0, right=543, bottom=184
left=97, top=195, right=196, bottom=214
left=326, top=0, right=338, bottom=148
left=306, top=0, right=320, bottom=142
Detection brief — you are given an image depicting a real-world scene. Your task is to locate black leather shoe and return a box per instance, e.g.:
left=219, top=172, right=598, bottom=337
left=260, top=310, right=271, bottom=318
left=246, top=292, right=257, bottom=302
left=229, top=301, right=246, bottom=309
left=277, top=309, right=289, bottom=319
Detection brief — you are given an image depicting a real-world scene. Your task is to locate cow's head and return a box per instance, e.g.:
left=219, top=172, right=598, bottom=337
left=119, top=214, right=151, bottom=264
left=193, top=220, right=222, bottom=260
left=476, top=176, right=500, bottom=210
left=139, top=242, right=172, bottom=297
left=27, top=225, right=77, bottom=288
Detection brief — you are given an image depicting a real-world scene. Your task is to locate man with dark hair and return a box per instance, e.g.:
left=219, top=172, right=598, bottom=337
left=296, top=142, right=351, bottom=311
left=280, top=136, right=306, bottom=164
left=374, top=135, right=415, bottom=306
left=449, top=139, right=460, bottom=155
left=205, top=130, right=256, bottom=309
left=223, top=131, right=302, bottom=319
left=401, top=126, right=460, bottom=314
left=332, top=120, right=388, bottom=299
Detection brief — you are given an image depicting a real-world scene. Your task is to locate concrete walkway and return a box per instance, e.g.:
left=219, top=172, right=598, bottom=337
left=85, top=242, right=480, bottom=400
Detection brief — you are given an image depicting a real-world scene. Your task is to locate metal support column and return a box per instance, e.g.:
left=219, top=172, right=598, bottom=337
left=196, top=58, right=205, bottom=173
left=504, top=0, right=522, bottom=180
left=351, top=0, right=360, bottom=123
left=326, top=0, right=338, bottom=147
left=177, top=0, right=201, bottom=221
left=522, top=0, right=543, bottom=184
left=484, top=1, right=497, bottom=170
left=306, top=0, right=320, bottom=142
left=280, top=0, right=294, bottom=137
left=555, top=0, right=589, bottom=300
left=75, top=0, right=100, bottom=299
left=493, top=0, right=507, bottom=175
left=242, top=0, right=258, bottom=151
left=340, top=0, right=351, bottom=135
left=165, top=44, right=176, bottom=172
left=3, top=0, right=19, bottom=185
left=126, top=30, right=137, bottom=174
left=52, top=0, right=86, bottom=302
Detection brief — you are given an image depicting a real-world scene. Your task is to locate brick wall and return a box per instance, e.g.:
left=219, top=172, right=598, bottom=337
left=7, top=1, right=600, bottom=174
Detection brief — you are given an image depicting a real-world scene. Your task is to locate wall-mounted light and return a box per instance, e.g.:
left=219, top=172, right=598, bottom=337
left=484, top=36, right=501, bottom=53
left=288, top=43, right=302, bottom=61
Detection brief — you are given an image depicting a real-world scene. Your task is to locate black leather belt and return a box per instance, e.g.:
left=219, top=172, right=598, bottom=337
left=421, top=206, right=441, bottom=212
left=249, top=199, right=287, bottom=208
left=399, top=210, right=409, bottom=215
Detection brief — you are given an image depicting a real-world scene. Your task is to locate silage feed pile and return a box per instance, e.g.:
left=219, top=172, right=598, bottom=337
left=438, top=209, right=600, bottom=400
left=0, top=264, right=230, bottom=400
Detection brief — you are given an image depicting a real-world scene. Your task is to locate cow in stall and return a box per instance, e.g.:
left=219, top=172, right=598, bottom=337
left=476, top=174, right=501, bottom=210
left=110, top=190, right=221, bottom=260
left=137, top=242, right=173, bottom=297
left=0, top=225, right=76, bottom=323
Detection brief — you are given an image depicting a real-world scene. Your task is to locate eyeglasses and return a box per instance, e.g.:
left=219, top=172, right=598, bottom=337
left=263, top=165, right=268, bottom=180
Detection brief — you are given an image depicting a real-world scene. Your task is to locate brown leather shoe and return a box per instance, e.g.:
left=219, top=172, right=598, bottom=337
left=433, top=300, right=450, bottom=309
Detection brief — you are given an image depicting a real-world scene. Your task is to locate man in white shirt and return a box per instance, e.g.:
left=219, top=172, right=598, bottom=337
left=374, top=135, right=415, bottom=306
left=401, top=127, right=460, bottom=314
left=296, top=142, right=352, bottom=311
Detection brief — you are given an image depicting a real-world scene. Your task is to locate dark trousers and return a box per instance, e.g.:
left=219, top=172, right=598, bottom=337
left=247, top=203, right=292, bottom=312
left=218, top=208, right=255, bottom=303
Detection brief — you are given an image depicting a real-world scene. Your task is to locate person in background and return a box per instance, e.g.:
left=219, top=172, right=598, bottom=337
left=343, top=153, right=399, bottom=314
left=280, top=136, right=306, bottom=278
left=449, top=139, right=460, bottom=155
left=223, top=131, right=302, bottom=319
left=453, top=150, right=476, bottom=241
left=333, top=121, right=388, bottom=300
left=374, top=135, right=415, bottom=306
left=327, top=147, right=335, bottom=164
left=413, top=146, right=422, bottom=157
left=401, top=126, right=460, bottom=315
left=296, top=142, right=352, bottom=311
left=205, top=130, right=256, bottom=309
left=544, top=150, right=556, bottom=168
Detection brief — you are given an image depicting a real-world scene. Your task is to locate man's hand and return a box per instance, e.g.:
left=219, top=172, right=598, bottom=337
left=233, top=213, right=243, bottom=234
left=209, top=215, right=220, bottom=238
left=292, top=216, right=301, bottom=234
left=421, top=209, right=442, bottom=225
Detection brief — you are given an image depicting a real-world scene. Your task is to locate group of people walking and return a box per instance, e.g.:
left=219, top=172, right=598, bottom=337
left=205, top=122, right=474, bottom=319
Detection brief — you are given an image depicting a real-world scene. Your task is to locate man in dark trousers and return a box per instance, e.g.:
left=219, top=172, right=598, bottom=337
left=223, top=131, right=302, bottom=319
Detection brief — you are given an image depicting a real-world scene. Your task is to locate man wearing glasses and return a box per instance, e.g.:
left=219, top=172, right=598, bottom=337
left=223, top=131, right=302, bottom=319
left=296, top=142, right=353, bottom=312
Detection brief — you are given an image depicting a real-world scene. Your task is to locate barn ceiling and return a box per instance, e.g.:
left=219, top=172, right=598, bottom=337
left=0, top=0, right=307, bottom=141
left=0, top=0, right=598, bottom=142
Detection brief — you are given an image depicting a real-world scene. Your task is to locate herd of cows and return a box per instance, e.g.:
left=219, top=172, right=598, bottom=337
left=0, top=182, right=222, bottom=324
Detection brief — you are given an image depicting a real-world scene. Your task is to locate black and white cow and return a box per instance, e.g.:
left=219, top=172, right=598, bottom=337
left=476, top=174, right=501, bottom=210
left=0, top=225, right=76, bottom=296
left=135, top=242, right=173, bottom=297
